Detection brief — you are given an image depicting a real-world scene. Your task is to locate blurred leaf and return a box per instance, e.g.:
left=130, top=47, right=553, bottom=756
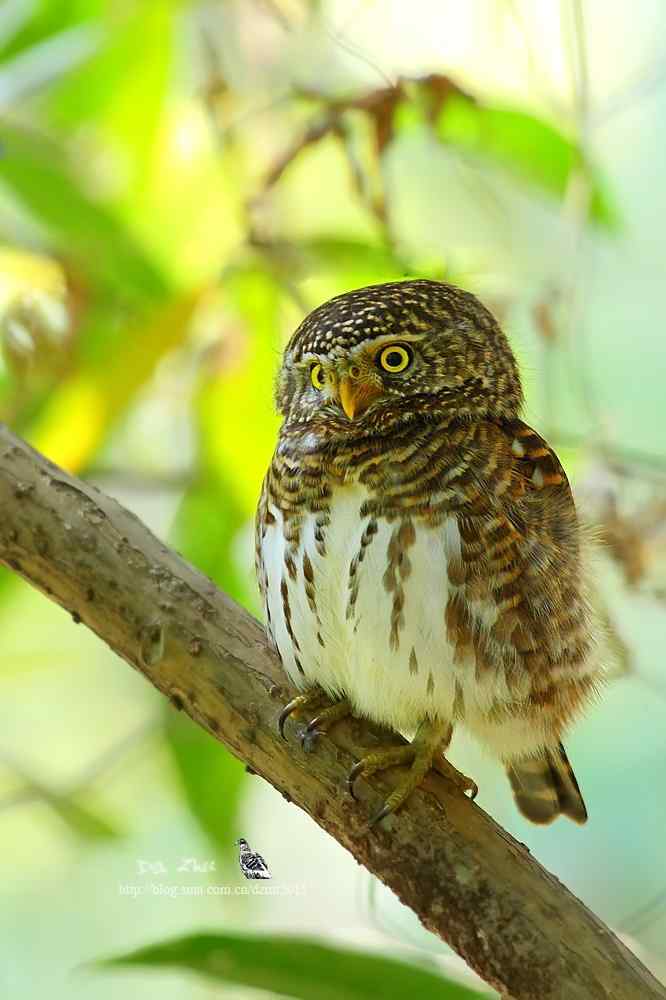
left=170, top=465, right=248, bottom=599
left=0, top=0, right=102, bottom=65
left=28, top=291, right=201, bottom=471
left=46, top=791, right=122, bottom=841
left=165, top=711, right=246, bottom=862
left=303, top=237, right=411, bottom=278
left=170, top=265, right=282, bottom=597
left=201, top=266, right=282, bottom=515
left=0, top=122, right=170, bottom=302
left=0, top=21, right=101, bottom=108
left=98, top=932, right=485, bottom=999
left=1, top=778, right=121, bottom=841
left=435, top=96, right=620, bottom=230
left=0, top=246, right=66, bottom=305
left=46, top=3, right=172, bottom=143
left=301, top=237, right=448, bottom=289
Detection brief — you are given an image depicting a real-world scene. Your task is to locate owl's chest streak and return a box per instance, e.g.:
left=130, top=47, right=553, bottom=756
left=262, top=481, right=464, bottom=730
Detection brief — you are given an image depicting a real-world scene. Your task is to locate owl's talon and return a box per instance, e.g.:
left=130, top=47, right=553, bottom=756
left=346, top=719, right=469, bottom=826
left=368, top=802, right=391, bottom=828
left=433, top=757, right=479, bottom=800
left=279, top=693, right=351, bottom=742
left=278, top=693, right=316, bottom=740
left=346, top=760, right=365, bottom=801
left=300, top=728, right=324, bottom=753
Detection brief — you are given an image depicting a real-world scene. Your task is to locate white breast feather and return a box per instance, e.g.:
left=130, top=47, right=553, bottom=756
left=263, top=484, right=455, bottom=731
left=261, top=482, right=558, bottom=755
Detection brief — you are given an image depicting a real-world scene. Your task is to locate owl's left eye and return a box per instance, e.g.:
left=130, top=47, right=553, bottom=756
left=377, top=344, right=412, bottom=373
left=310, top=363, right=326, bottom=390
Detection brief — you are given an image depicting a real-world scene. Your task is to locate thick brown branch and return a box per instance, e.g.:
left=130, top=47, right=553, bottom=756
left=0, top=424, right=662, bottom=1000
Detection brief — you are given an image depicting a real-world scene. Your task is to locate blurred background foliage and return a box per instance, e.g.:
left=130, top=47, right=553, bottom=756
left=1, top=1, right=666, bottom=998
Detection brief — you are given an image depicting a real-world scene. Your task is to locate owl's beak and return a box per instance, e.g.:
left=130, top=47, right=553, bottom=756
left=338, top=377, right=381, bottom=420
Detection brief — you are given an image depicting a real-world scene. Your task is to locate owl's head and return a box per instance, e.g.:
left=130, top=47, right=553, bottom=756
left=275, top=280, right=522, bottom=442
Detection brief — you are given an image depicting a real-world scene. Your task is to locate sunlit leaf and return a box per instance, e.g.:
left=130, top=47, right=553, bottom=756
left=301, top=237, right=448, bottom=289
left=200, top=266, right=282, bottom=515
left=46, top=2, right=172, bottom=144
left=0, top=122, right=170, bottom=302
left=435, top=96, right=620, bottom=230
left=0, top=247, right=66, bottom=306
left=0, top=0, right=102, bottom=65
left=28, top=291, right=201, bottom=471
left=98, top=932, right=485, bottom=999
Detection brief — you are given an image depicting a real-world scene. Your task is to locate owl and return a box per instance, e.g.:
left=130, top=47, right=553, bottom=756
left=255, top=279, right=603, bottom=826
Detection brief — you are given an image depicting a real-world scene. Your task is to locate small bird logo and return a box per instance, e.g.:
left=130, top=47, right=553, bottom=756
left=235, top=837, right=272, bottom=879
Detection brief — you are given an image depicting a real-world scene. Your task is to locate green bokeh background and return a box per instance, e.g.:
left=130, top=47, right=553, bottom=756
left=1, top=2, right=665, bottom=998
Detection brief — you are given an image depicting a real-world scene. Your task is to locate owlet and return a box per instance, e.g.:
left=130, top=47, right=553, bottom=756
left=255, top=279, right=602, bottom=826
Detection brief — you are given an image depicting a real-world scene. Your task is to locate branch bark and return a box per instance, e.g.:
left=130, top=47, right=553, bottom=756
left=0, top=423, right=662, bottom=1000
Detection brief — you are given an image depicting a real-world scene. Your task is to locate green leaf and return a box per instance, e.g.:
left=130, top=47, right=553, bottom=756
left=26, top=292, right=201, bottom=471
left=3, top=780, right=122, bottom=841
left=169, top=264, right=282, bottom=601
left=1, top=758, right=122, bottom=840
left=436, top=96, right=620, bottom=230
left=164, top=711, right=246, bottom=862
left=45, top=3, right=172, bottom=140
left=46, top=792, right=122, bottom=841
left=301, top=237, right=449, bottom=289
left=0, top=0, right=102, bottom=65
left=98, top=932, right=485, bottom=1000
left=0, top=122, right=171, bottom=302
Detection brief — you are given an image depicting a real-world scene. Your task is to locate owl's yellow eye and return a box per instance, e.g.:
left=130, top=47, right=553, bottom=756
left=378, top=344, right=412, bottom=373
left=310, top=363, right=326, bottom=390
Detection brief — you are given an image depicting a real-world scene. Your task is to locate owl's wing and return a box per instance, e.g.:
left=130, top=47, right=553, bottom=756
left=445, top=419, right=598, bottom=824
left=446, top=419, right=598, bottom=747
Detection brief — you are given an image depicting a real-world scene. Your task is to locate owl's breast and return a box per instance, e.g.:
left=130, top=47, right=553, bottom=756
left=259, top=482, right=466, bottom=731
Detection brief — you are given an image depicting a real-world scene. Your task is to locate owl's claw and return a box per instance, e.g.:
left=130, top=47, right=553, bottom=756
left=346, top=719, right=476, bottom=828
left=278, top=692, right=351, bottom=743
left=346, top=743, right=422, bottom=808
left=278, top=693, right=317, bottom=740
left=346, top=759, right=366, bottom=801
left=300, top=699, right=352, bottom=751
left=432, top=757, right=479, bottom=800
left=368, top=801, right=393, bottom=827
left=301, top=728, right=324, bottom=753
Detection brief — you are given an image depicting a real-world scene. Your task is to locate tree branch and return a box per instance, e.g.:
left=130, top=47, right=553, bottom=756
left=0, top=423, right=663, bottom=1000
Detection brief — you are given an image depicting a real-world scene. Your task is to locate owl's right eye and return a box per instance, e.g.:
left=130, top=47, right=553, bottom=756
left=310, top=363, right=326, bottom=390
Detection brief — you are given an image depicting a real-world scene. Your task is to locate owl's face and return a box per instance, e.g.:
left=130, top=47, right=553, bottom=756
left=275, top=280, right=522, bottom=443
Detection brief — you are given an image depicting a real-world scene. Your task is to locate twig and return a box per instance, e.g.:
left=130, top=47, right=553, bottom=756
left=0, top=718, right=158, bottom=813
left=0, top=424, right=664, bottom=1000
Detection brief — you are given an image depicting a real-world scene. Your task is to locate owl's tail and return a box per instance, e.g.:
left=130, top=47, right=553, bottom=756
left=506, top=743, right=588, bottom=825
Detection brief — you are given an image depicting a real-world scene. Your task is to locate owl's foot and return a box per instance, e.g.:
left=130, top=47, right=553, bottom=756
left=278, top=690, right=351, bottom=746
left=347, top=719, right=472, bottom=827
left=299, top=698, right=352, bottom=752
left=278, top=691, right=322, bottom=740
left=432, top=756, right=478, bottom=800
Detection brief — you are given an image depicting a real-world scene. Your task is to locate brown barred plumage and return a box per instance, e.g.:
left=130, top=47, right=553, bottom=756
left=256, top=279, right=604, bottom=825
